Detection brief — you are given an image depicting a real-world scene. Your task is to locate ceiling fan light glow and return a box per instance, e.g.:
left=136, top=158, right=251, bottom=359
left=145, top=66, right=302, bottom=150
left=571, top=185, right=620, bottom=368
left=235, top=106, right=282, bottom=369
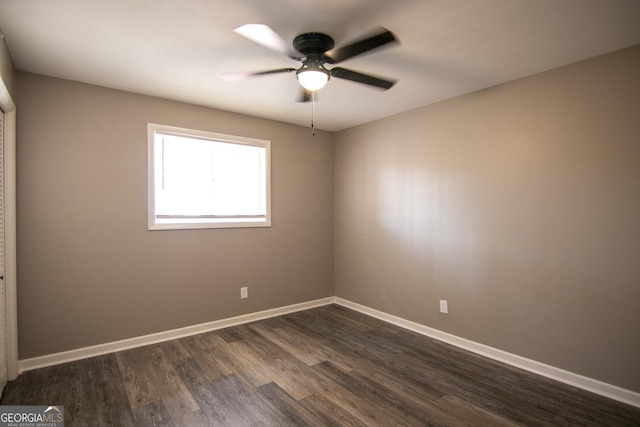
left=297, top=69, right=329, bottom=91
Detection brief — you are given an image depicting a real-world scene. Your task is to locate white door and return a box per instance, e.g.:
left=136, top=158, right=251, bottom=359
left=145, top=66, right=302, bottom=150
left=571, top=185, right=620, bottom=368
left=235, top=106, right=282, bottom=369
left=0, top=111, right=7, bottom=392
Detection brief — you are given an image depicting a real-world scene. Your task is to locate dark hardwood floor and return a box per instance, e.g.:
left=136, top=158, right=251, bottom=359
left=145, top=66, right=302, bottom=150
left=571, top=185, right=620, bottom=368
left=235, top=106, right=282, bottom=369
left=2, top=304, right=639, bottom=426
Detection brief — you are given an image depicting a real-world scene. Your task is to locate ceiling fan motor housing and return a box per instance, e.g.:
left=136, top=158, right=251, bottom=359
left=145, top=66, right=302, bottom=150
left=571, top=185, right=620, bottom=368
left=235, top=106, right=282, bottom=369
left=293, top=33, right=335, bottom=55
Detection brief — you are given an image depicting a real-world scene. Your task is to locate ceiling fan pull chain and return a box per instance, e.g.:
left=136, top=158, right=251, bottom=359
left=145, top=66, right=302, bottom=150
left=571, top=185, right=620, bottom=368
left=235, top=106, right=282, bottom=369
left=311, top=91, right=316, bottom=136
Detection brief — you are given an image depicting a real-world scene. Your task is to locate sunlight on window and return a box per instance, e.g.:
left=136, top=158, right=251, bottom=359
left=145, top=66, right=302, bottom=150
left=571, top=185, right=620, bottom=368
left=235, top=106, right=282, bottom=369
left=148, top=124, right=271, bottom=230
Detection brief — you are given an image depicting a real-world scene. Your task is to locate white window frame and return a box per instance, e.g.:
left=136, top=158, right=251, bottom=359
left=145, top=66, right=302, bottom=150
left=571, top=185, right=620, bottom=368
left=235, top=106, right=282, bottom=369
left=147, top=123, right=271, bottom=230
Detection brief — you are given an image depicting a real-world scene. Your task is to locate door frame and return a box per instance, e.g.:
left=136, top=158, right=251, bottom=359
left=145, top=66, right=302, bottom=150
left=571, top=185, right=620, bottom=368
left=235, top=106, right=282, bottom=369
left=0, top=76, right=18, bottom=381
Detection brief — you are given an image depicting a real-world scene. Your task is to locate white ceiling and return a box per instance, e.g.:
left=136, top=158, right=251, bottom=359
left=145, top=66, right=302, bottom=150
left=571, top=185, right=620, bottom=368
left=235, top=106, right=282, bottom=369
left=1, top=0, right=639, bottom=131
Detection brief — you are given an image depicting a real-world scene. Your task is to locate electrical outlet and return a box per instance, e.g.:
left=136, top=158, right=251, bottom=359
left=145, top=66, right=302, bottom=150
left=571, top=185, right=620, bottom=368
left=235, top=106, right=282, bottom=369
left=439, top=300, right=448, bottom=314
left=240, top=287, right=248, bottom=299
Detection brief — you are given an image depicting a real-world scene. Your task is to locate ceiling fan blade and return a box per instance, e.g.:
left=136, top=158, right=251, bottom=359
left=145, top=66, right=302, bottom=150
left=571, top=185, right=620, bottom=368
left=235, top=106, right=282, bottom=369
left=298, top=88, right=313, bottom=102
left=330, top=67, right=396, bottom=90
left=326, top=28, right=397, bottom=64
left=234, top=24, right=302, bottom=60
left=222, top=68, right=296, bottom=82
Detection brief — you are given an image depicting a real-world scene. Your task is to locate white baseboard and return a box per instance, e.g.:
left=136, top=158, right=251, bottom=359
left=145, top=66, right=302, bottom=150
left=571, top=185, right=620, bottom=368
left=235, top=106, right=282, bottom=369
left=18, top=297, right=335, bottom=373
left=18, top=295, right=639, bottom=408
left=334, top=297, right=640, bottom=409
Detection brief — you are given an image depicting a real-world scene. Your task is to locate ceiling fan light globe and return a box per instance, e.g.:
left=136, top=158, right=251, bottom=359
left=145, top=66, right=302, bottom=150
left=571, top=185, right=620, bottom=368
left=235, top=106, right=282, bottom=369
left=297, top=70, right=329, bottom=91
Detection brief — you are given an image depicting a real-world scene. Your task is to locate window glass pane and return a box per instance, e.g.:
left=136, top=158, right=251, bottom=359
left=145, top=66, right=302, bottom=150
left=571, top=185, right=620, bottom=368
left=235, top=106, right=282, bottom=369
left=148, top=124, right=271, bottom=230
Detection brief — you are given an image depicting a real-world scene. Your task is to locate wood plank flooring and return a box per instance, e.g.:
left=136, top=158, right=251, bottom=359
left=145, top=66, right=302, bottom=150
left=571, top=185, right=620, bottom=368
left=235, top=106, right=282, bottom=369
left=2, top=304, right=639, bottom=426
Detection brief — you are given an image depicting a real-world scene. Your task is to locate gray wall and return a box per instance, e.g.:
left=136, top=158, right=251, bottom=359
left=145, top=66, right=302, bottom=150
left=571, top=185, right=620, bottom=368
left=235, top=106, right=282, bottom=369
left=16, top=72, right=334, bottom=358
left=0, top=36, right=14, bottom=95
left=334, top=45, right=640, bottom=392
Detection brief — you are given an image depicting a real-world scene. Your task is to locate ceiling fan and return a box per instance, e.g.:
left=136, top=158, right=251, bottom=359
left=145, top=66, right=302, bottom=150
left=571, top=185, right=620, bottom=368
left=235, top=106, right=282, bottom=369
left=224, top=24, right=398, bottom=100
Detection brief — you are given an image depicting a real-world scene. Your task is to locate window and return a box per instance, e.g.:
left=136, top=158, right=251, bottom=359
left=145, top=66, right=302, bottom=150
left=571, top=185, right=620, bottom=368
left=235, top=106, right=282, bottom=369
left=148, top=123, right=271, bottom=230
